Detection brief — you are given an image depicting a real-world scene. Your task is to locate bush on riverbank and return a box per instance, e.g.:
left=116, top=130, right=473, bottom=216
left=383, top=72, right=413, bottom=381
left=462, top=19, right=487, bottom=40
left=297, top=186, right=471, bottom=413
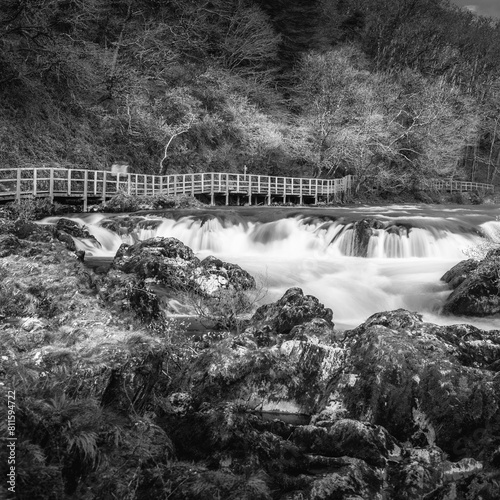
left=91, top=191, right=205, bottom=213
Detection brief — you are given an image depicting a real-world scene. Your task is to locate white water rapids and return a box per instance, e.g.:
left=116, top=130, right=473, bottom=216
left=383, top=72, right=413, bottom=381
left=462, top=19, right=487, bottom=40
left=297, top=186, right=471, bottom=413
left=44, top=204, right=500, bottom=330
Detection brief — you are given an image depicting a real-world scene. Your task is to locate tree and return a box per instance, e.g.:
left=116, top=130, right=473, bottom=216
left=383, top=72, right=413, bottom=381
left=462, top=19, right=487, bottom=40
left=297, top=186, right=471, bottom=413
left=297, top=45, right=479, bottom=192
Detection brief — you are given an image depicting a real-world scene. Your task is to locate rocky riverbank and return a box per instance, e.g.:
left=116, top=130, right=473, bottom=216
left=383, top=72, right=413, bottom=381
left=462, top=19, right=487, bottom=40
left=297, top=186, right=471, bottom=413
left=1, top=210, right=500, bottom=500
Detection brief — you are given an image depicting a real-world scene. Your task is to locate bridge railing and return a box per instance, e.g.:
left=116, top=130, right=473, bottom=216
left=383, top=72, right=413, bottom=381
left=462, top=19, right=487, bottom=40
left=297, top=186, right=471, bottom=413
left=0, top=167, right=354, bottom=206
left=422, top=179, right=494, bottom=192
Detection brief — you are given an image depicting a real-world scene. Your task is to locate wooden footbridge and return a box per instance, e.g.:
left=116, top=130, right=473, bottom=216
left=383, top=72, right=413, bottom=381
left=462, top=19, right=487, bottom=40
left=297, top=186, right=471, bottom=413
left=0, top=167, right=494, bottom=210
left=0, top=167, right=354, bottom=210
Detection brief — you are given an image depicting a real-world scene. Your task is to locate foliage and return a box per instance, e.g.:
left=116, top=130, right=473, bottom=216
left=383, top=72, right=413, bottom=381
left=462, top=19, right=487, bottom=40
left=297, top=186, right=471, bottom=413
left=186, top=275, right=268, bottom=333
left=97, top=191, right=203, bottom=212
left=5, top=197, right=55, bottom=220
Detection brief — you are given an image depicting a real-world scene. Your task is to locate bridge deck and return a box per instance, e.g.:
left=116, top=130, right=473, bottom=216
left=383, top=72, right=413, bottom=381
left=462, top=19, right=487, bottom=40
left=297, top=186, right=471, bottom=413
left=0, top=168, right=494, bottom=210
left=0, top=168, right=354, bottom=210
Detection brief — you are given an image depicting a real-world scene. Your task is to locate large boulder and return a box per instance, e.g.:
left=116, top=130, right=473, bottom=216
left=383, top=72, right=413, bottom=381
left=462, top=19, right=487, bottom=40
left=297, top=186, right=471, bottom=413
left=441, top=258, right=479, bottom=288
left=111, top=237, right=254, bottom=295
left=338, top=309, right=500, bottom=461
left=442, top=248, right=500, bottom=316
left=249, top=287, right=334, bottom=345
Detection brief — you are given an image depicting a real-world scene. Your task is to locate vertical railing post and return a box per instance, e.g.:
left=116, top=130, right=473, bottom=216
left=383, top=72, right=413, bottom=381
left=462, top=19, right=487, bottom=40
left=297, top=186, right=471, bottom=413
left=160, top=175, right=163, bottom=193
left=268, top=176, right=271, bottom=205
left=127, top=174, right=131, bottom=195
left=282, top=177, right=286, bottom=203
left=299, top=178, right=303, bottom=205
left=237, top=174, right=240, bottom=193
left=49, top=168, right=54, bottom=202
left=102, top=171, right=107, bottom=201
left=248, top=174, right=252, bottom=205
left=33, top=168, right=37, bottom=197
left=225, top=173, right=229, bottom=205
left=116, top=173, right=120, bottom=194
left=191, top=174, right=195, bottom=196
left=210, top=172, right=215, bottom=205
left=315, top=179, right=318, bottom=204
left=67, top=169, right=72, bottom=195
left=16, top=168, right=21, bottom=201
left=83, top=170, right=88, bottom=212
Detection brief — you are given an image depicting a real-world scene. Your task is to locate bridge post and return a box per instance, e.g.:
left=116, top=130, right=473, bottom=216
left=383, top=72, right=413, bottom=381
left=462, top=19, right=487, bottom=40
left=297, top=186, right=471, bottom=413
left=211, top=172, right=215, bottom=205
left=116, top=173, right=120, bottom=195
left=314, top=179, right=318, bottom=204
left=102, top=171, right=107, bottom=201
left=83, top=170, right=88, bottom=212
left=268, top=176, right=271, bottom=205
left=248, top=174, right=252, bottom=205
left=225, top=174, right=229, bottom=205
left=283, top=177, right=286, bottom=203
left=49, top=168, right=54, bottom=202
left=299, top=178, right=303, bottom=205
left=67, top=169, right=72, bottom=195
left=33, top=168, right=37, bottom=196
left=15, top=168, right=21, bottom=201
left=127, top=174, right=132, bottom=195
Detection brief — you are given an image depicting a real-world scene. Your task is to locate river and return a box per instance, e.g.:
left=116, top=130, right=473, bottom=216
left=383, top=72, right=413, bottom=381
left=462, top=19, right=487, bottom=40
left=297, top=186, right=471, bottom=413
left=43, top=204, right=500, bottom=331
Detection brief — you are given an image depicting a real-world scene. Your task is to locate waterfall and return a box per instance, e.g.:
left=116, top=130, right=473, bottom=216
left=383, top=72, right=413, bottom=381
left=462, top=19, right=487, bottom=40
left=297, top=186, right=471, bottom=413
left=42, top=205, right=500, bottom=330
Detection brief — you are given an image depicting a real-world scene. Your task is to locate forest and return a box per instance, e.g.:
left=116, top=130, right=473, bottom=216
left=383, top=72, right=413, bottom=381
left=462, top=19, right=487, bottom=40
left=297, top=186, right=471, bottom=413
left=2, top=0, right=500, bottom=194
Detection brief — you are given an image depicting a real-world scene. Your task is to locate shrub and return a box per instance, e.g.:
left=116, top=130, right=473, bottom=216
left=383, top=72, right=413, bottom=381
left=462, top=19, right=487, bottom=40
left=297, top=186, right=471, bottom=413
left=5, top=197, right=55, bottom=221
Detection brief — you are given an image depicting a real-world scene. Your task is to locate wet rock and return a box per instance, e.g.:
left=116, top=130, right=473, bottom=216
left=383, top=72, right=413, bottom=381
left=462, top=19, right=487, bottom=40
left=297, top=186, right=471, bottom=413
left=250, top=288, right=334, bottom=344
left=442, top=248, right=500, bottom=316
left=100, top=215, right=160, bottom=237
left=53, top=218, right=100, bottom=252
left=350, top=218, right=385, bottom=257
left=441, top=258, right=479, bottom=288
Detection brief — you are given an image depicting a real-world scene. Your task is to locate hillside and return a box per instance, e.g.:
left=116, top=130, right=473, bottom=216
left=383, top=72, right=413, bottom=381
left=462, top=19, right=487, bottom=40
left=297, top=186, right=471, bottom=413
left=2, top=0, right=500, bottom=194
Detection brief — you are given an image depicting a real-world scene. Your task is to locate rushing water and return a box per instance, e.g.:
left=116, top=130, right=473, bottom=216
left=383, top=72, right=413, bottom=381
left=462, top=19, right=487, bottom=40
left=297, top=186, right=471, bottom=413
left=43, top=204, right=500, bottom=330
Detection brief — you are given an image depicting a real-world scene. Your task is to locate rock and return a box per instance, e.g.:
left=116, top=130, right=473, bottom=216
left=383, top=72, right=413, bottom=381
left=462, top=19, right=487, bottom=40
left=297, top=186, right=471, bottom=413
left=442, top=248, right=500, bottom=315
left=441, top=258, right=479, bottom=288
left=108, top=237, right=255, bottom=306
left=11, top=219, right=53, bottom=241
left=349, top=219, right=385, bottom=257
left=200, top=255, right=255, bottom=291
left=54, top=218, right=100, bottom=251
left=291, top=419, right=397, bottom=468
left=0, top=217, right=15, bottom=235
left=250, top=288, right=334, bottom=344
left=338, top=309, right=500, bottom=460
left=0, top=233, right=23, bottom=257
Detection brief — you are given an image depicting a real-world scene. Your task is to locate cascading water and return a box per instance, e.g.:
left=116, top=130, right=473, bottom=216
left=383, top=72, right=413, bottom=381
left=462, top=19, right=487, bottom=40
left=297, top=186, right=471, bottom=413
left=42, top=205, right=500, bottom=330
